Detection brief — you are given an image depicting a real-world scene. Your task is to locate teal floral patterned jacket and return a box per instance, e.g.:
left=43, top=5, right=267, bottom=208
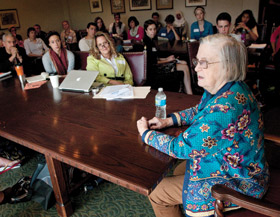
left=142, top=81, right=269, bottom=217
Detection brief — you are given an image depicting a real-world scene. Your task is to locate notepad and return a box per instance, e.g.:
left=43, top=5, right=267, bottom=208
left=0, top=71, right=12, bottom=78
left=248, top=43, right=267, bottom=49
left=26, top=72, right=49, bottom=83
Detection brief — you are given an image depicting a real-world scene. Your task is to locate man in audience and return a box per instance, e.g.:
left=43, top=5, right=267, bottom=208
left=152, top=12, right=163, bottom=33
left=216, top=12, right=232, bottom=35
left=109, top=13, right=126, bottom=40
left=0, top=33, right=28, bottom=75
left=60, top=20, right=77, bottom=48
left=34, top=24, right=47, bottom=43
left=78, top=22, right=97, bottom=51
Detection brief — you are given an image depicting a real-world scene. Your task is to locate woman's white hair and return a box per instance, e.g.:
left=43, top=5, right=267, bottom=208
left=200, top=34, right=247, bottom=82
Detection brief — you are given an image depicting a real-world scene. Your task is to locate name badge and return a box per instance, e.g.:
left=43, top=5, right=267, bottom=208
left=117, top=60, right=125, bottom=64
left=152, top=47, right=157, bottom=52
left=136, top=34, right=139, bottom=38
left=161, top=33, right=166, bottom=36
left=194, top=29, right=199, bottom=33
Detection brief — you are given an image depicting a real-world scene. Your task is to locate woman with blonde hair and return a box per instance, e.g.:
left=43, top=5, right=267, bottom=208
left=86, top=32, right=133, bottom=85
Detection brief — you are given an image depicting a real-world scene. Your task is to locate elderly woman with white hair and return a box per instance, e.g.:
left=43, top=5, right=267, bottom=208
left=137, top=34, right=269, bottom=217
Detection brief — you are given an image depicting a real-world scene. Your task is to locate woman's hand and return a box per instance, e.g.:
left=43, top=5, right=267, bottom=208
left=236, top=22, right=249, bottom=31
left=148, top=117, right=173, bottom=130
left=137, top=117, right=149, bottom=136
left=167, top=55, right=175, bottom=62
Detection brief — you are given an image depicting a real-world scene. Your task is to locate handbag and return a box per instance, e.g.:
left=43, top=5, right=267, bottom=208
left=152, top=61, right=183, bottom=92
left=30, top=162, right=55, bottom=210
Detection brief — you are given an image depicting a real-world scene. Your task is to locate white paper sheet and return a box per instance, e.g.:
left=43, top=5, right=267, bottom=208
left=248, top=43, right=267, bottom=49
left=93, top=86, right=151, bottom=100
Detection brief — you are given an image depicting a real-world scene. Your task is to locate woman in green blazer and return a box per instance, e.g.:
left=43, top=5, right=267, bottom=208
left=86, top=32, right=133, bottom=85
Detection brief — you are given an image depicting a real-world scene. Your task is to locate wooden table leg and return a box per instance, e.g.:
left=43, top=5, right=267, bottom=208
left=45, top=154, right=73, bottom=217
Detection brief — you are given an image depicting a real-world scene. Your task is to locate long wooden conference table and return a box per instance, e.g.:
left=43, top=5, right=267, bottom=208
left=0, top=78, right=201, bottom=216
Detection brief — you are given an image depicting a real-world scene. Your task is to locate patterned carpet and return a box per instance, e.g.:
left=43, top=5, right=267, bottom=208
left=0, top=152, right=156, bottom=217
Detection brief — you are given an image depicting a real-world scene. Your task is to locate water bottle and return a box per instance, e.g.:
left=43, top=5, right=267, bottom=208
left=155, top=87, right=166, bottom=119
left=241, top=28, right=246, bottom=44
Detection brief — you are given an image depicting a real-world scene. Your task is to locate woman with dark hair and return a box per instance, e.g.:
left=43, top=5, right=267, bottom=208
left=86, top=32, right=133, bottom=85
left=190, top=6, right=213, bottom=40
left=233, top=9, right=258, bottom=42
left=144, top=20, right=192, bottom=94
left=24, top=27, right=48, bottom=57
left=158, top=15, right=180, bottom=41
left=109, top=13, right=127, bottom=40
left=127, top=16, right=144, bottom=41
left=94, top=17, right=108, bottom=34
left=42, top=31, right=74, bottom=75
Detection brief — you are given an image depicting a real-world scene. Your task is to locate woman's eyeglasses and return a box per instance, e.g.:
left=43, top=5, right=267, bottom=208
left=97, top=41, right=109, bottom=49
left=192, top=58, right=221, bottom=69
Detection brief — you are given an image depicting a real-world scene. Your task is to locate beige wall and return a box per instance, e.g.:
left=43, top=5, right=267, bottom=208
left=0, top=0, right=259, bottom=40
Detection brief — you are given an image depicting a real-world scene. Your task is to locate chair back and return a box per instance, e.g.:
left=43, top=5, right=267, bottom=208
left=123, top=50, right=147, bottom=86
left=187, top=41, right=203, bottom=94
left=212, top=134, right=280, bottom=217
left=73, top=51, right=90, bottom=70
left=257, top=24, right=267, bottom=43
left=67, top=43, right=79, bottom=52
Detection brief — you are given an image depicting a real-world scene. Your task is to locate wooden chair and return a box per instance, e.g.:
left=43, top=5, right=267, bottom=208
left=212, top=134, right=280, bottom=217
left=123, top=50, right=147, bottom=86
left=73, top=51, right=90, bottom=70
left=66, top=42, right=79, bottom=52
left=187, top=41, right=203, bottom=95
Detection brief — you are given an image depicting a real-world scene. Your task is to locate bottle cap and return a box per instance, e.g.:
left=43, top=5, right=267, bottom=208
left=158, top=87, right=163, bottom=92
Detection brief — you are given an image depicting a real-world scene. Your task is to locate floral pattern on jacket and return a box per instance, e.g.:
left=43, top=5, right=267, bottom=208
left=142, top=81, right=269, bottom=217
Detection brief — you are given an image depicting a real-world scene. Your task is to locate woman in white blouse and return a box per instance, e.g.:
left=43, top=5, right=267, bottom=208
left=24, top=27, right=49, bottom=57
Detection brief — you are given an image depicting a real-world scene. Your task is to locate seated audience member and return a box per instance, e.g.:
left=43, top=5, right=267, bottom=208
left=158, top=15, right=180, bottom=41
left=95, top=17, right=109, bottom=34
left=152, top=12, right=163, bottom=33
left=0, top=33, right=28, bottom=75
left=86, top=32, right=133, bottom=85
left=232, top=10, right=258, bottom=42
left=24, top=27, right=49, bottom=57
left=109, top=13, right=127, bottom=40
left=78, top=22, right=97, bottom=51
left=9, top=26, right=24, bottom=48
left=216, top=12, right=232, bottom=35
left=60, top=20, right=77, bottom=48
left=271, top=25, right=280, bottom=72
left=34, top=24, right=47, bottom=43
left=137, top=34, right=269, bottom=217
left=42, top=32, right=75, bottom=75
left=127, top=16, right=144, bottom=41
left=191, top=6, right=213, bottom=40
left=174, top=11, right=188, bottom=40
left=144, top=20, right=192, bottom=94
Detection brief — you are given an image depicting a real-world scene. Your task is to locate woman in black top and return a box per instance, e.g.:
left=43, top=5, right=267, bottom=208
left=143, top=19, right=192, bottom=94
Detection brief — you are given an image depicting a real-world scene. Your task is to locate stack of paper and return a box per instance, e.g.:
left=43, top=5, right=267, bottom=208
left=98, top=85, right=133, bottom=100
left=93, top=86, right=151, bottom=100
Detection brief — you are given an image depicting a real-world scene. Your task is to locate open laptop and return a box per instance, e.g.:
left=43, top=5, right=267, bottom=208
left=59, top=70, right=99, bottom=92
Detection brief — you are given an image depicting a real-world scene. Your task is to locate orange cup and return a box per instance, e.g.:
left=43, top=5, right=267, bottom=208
left=15, top=65, right=24, bottom=76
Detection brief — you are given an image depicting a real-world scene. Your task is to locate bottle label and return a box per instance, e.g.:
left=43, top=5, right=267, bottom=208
left=156, top=99, right=166, bottom=106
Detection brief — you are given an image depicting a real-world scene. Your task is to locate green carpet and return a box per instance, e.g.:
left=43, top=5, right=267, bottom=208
left=0, top=152, right=156, bottom=217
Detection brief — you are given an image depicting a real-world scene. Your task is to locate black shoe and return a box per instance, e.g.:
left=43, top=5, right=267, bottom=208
left=9, top=176, right=32, bottom=204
